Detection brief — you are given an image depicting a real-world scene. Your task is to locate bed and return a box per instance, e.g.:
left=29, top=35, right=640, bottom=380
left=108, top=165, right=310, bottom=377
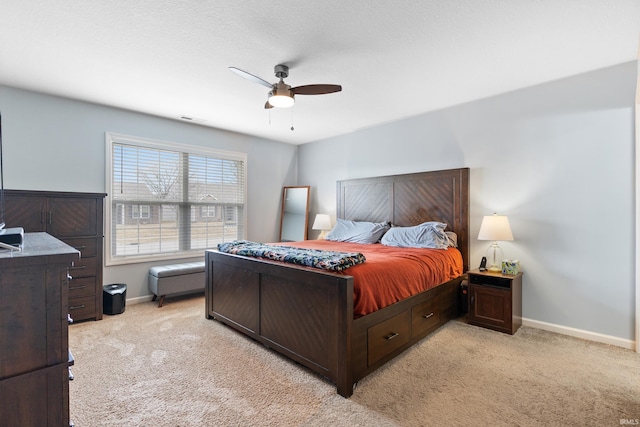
left=205, top=167, right=469, bottom=397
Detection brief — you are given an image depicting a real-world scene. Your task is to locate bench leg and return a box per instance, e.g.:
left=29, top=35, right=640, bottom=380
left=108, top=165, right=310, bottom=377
left=158, top=295, right=165, bottom=308
left=151, top=295, right=157, bottom=302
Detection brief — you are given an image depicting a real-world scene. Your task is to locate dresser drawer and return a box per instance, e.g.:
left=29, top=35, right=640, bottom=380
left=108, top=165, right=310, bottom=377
left=69, top=256, right=96, bottom=278
left=411, top=297, right=440, bottom=338
left=367, top=310, right=410, bottom=366
left=63, top=237, right=98, bottom=258
left=69, top=276, right=96, bottom=299
left=68, top=296, right=96, bottom=321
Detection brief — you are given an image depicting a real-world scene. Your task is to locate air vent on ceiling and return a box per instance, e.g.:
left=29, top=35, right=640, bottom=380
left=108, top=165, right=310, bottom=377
left=178, top=115, right=206, bottom=123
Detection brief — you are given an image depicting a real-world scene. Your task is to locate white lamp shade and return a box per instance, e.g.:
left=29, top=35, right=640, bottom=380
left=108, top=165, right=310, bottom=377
left=477, top=214, right=514, bottom=241
left=312, top=214, right=332, bottom=231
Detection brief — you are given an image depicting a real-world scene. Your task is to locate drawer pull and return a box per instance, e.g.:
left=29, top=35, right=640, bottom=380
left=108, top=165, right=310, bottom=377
left=423, top=312, right=435, bottom=319
left=74, top=245, right=87, bottom=250
left=67, top=274, right=73, bottom=281
left=69, top=304, right=86, bottom=310
left=69, top=285, right=87, bottom=291
left=69, top=265, right=87, bottom=270
left=385, top=332, right=399, bottom=341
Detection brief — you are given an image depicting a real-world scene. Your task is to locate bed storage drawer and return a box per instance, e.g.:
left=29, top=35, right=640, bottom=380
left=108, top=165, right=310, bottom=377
left=367, top=310, right=410, bottom=366
left=411, top=297, right=440, bottom=338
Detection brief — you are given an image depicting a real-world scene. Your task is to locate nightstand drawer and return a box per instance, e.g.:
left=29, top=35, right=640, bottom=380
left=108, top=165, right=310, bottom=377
left=367, top=310, right=410, bottom=366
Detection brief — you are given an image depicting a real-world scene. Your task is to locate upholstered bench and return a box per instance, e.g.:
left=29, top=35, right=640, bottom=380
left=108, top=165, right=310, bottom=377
left=148, top=261, right=205, bottom=307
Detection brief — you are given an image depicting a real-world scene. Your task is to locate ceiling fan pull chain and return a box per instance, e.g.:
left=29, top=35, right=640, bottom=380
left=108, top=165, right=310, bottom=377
left=291, top=107, right=294, bottom=131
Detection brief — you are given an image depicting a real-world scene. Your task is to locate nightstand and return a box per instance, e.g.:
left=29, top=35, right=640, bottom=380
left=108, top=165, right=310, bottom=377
left=467, top=269, right=523, bottom=334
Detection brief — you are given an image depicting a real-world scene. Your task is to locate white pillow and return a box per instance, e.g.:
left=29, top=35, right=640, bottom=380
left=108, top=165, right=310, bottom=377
left=381, top=222, right=450, bottom=249
left=325, top=219, right=390, bottom=244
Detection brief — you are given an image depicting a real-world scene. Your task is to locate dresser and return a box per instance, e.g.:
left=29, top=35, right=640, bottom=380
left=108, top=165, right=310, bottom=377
left=0, top=232, right=79, bottom=426
left=3, top=190, right=106, bottom=321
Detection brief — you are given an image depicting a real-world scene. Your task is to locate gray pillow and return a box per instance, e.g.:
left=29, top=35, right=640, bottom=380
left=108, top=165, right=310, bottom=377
left=325, top=219, right=390, bottom=244
left=381, top=222, right=450, bottom=249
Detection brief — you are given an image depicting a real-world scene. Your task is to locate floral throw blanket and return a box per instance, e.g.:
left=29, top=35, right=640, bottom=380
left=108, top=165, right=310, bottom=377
left=217, top=240, right=366, bottom=272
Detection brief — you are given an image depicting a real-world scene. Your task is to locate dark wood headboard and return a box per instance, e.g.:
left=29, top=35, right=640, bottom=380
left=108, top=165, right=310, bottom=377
left=336, top=168, right=470, bottom=272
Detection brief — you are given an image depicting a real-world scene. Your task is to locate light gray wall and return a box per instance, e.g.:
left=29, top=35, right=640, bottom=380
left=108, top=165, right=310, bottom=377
left=0, top=85, right=298, bottom=299
left=299, top=61, right=636, bottom=342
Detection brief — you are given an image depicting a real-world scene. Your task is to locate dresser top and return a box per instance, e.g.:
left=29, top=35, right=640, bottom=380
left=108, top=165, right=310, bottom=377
left=0, top=232, right=80, bottom=266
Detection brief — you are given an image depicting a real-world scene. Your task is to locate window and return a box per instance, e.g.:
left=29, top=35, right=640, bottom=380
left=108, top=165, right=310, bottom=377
left=105, top=133, right=247, bottom=265
left=200, top=205, right=217, bottom=218
left=131, top=205, right=150, bottom=219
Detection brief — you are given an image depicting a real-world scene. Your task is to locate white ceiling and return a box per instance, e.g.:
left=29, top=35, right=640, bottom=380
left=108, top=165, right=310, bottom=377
left=1, top=1, right=638, bottom=145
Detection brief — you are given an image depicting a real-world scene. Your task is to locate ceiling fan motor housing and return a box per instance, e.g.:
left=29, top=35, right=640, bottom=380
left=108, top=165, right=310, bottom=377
left=274, top=64, right=289, bottom=79
left=270, top=81, right=293, bottom=98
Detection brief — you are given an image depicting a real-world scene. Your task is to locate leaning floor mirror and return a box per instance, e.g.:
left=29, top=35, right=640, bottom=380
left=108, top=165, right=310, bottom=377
left=279, top=186, right=310, bottom=242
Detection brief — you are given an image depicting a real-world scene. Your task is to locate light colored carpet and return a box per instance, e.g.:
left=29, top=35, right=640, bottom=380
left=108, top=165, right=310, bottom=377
left=69, top=294, right=640, bottom=426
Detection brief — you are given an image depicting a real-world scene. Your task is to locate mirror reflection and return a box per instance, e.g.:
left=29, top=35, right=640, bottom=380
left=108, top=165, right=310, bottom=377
left=279, top=186, right=310, bottom=242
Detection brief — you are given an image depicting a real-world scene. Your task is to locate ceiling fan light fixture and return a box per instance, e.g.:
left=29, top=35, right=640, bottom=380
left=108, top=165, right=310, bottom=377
left=268, top=86, right=295, bottom=108
left=268, top=94, right=295, bottom=108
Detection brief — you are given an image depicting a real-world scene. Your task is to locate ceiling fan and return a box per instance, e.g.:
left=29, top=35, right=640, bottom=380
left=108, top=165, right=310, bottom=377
left=229, top=64, right=342, bottom=109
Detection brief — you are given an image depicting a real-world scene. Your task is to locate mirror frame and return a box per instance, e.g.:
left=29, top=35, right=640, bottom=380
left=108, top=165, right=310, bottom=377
left=279, top=186, right=310, bottom=242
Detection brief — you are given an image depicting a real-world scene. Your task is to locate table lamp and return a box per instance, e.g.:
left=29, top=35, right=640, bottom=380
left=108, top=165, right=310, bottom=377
left=312, top=214, right=332, bottom=240
left=477, top=213, right=514, bottom=272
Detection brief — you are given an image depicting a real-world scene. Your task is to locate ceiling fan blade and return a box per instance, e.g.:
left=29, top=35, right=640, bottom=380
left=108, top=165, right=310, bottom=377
left=264, top=101, right=273, bottom=109
left=229, top=67, right=273, bottom=89
left=291, top=84, right=342, bottom=95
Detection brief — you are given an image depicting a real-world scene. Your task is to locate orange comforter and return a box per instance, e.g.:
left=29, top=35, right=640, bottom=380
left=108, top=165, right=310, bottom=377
left=281, top=240, right=463, bottom=317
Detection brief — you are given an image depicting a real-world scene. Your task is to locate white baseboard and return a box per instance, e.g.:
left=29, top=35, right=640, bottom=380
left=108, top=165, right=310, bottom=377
left=125, top=291, right=203, bottom=307
left=125, top=295, right=155, bottom=306
left=522, top=317, right=636, bottom=351
left=115, top=299, right=638, bottom=351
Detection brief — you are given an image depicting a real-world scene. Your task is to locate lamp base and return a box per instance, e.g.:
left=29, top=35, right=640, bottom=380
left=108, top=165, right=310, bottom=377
left=485, top=242, right=504, bottom=273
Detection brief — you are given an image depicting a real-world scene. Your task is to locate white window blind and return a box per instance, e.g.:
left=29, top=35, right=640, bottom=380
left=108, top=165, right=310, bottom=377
left=105, top=133, right=246, bottom=265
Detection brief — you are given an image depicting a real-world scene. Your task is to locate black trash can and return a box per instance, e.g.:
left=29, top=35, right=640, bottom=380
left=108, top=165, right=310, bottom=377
left=103, top=283, right=127, bottom=315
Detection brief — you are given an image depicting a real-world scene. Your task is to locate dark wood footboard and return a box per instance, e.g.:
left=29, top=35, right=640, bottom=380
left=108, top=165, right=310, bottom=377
left=205, top=249, right=356, bottom=397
